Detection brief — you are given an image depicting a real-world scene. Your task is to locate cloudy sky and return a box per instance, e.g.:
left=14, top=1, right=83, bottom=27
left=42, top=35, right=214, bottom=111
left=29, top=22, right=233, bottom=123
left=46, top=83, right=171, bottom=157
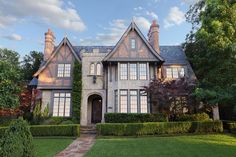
left=0, top=0, right=199, bottom=56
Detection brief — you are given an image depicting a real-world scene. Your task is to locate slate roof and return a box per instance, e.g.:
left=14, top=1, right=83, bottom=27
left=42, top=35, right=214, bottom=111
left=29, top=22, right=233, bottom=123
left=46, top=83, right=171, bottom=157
left=72, top=45, right=187, bottom=65
left=160, top=46, right=187, bottom=65
left=28, top=77, right=38, bottom=87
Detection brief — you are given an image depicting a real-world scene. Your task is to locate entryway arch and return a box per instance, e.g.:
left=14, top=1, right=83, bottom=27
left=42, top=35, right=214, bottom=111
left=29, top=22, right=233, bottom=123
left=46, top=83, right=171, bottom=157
left=87, top=94, right=102, bottom=124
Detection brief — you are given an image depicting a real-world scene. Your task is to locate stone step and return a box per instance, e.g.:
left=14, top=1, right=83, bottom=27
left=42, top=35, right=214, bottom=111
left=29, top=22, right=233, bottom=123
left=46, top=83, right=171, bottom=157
left=80, top=125, right=97, bottom=135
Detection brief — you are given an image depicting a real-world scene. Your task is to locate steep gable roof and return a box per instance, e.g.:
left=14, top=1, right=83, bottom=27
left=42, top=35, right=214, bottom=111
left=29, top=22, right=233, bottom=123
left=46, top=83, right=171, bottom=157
left=103, top=21, right=164, bottom=62
left=34, top=37, right=80, bottom=77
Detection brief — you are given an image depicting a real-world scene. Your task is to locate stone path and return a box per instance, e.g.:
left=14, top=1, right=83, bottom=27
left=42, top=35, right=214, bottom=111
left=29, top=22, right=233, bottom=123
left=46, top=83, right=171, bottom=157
left=54, top=134, right=96, bottom=157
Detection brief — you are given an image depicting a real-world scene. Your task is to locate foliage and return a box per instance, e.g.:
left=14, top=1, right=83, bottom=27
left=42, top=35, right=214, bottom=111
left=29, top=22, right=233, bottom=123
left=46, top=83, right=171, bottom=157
left=0, top=48, right=21, bottom=69
left=96, top=121, right=223, bottom=136
left=144, top=78, right=195, bottom=116
left=72, top=60, right=82, bottom=123
left=40, top=117, right=73, bottom=125
left=105, top=113, right=168, bottom=123
left=30, top=124, right=80, bottom=136
left=21, top=51, right=43, bottom=81
left=0, top=124, right=80, bottom=137
left=0, top=60, right=21, bottom=108
left=0, top=118, right=34, bottom=157
left=185, top=0, right=236, bottom=107
left=174, top=113, right=211, bottom=121
left=31, top=103, right=49, bottom=124
left=223, top=121, right=236, bottom=133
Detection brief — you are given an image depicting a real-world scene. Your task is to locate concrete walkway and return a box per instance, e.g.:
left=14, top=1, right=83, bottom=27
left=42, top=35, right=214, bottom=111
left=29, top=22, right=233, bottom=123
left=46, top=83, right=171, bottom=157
left=54, top=134, right=96, bottom=157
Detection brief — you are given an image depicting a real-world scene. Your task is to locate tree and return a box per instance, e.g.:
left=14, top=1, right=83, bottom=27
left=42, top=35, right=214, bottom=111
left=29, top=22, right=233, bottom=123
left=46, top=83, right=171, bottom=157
left=144, top=78, right=195, bottom=118
left=21, top=51, right=43, bottom=81
left=0, top=48, right=20, bottom=68
left=0, top=61, right=21, bottom=108
left=72, top=61, right=82, bottom=123
left=185, top=0, right=236, bottom=119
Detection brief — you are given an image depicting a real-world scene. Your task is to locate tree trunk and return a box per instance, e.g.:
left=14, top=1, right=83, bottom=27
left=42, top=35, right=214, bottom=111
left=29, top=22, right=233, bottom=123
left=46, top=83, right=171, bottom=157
left=212, top=104, right=220, bottom=120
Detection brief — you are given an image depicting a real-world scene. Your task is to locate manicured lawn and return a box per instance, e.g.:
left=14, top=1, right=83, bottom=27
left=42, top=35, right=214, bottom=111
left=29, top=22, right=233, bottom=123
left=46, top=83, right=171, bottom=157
left=85, top=134, right=236, bottom=157
left=33, top=137, right=74, bottom=157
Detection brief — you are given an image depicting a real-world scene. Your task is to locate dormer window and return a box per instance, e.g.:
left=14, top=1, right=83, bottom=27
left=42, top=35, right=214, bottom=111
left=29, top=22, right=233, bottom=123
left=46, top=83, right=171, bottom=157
left=90, top=63, right=95, bottom=75
left=166, top=67, right=185, bottom=79
left=131, top=39, right=136, bottom=49
left=57, top=64, right=71, bottom=77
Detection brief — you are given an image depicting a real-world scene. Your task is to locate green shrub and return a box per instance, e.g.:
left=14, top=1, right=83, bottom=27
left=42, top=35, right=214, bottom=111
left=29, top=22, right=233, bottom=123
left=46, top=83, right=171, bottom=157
left=105, top=113, right=168, bottom=123
left=0, top=118, right=34, bottom=157
left=175, top=113, right=211, bottom=121
left=223, top=121, right=236, bottom=133
left=39, top=117, right=72, bottom=125
left=0, top=124, right=80, bottom=137
left=0, top=116, right=17, bottom=126
left=96, top=121, right=223, bottom=136
left=60, top=120, right=74, bottom=124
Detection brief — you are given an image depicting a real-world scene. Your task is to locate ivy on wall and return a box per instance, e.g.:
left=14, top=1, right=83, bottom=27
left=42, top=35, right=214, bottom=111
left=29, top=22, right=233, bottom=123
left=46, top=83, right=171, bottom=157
left=72, top=60, right=82, bottom=123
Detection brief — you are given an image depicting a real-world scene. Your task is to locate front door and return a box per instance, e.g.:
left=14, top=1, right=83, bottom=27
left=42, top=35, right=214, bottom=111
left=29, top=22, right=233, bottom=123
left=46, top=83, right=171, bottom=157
left=92, top=98, right=102, bottom=123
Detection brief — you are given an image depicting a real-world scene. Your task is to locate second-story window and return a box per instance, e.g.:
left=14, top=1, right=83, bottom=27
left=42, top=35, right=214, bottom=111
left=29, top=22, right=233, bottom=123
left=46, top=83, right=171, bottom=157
left=166, top=67, right=185, bottom=79
left=120, top=63, right=128, bottom=80
left=139, top=63, right=147, bottom=80
left=129, top=63, right=137, bottom=80
left=57, top=64, right=71, bottom=77
left=90, top=63, right=95, bottom=75
left=131, top=39, right=136, bottom=49
left=97, top=63, right=101, bottom=75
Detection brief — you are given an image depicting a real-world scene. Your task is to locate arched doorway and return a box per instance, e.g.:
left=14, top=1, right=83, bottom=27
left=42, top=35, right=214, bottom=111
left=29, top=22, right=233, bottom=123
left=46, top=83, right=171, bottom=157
left=88, top=94, right=102, bottom=124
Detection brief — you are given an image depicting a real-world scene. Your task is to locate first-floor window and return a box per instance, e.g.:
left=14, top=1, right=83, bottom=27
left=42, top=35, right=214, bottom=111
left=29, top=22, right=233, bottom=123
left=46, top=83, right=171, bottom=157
left=140, top=90, right=148, bottom=113
left=120, top=90, right=128, bottom=113
left=53, top=92, right=71, bottom=117
left=130, top=90, right=138, bottom=113
left=114, top=90, right=118, bottom=112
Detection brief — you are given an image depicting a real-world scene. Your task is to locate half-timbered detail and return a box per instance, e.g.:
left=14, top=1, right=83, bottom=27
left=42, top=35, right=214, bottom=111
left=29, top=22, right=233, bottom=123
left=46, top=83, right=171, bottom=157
left=32, top=20, right=196, bottom=125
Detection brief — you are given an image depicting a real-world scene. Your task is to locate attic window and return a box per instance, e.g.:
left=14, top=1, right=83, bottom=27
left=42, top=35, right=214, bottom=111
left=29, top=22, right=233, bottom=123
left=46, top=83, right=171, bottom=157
left=131, top=39, right=136, bottom=49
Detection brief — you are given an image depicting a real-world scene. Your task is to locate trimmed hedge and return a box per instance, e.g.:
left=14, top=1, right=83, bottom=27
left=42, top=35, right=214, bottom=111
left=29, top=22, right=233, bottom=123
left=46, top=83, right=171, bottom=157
left=175, top=113, right=211, bottom=122
left=105, top=113, right=168, bottom=123
left=0, top=124, right=80, bottom=137
left=96, top=121, right=223, bottom=136
left=223, top=121, right=236, bottom=133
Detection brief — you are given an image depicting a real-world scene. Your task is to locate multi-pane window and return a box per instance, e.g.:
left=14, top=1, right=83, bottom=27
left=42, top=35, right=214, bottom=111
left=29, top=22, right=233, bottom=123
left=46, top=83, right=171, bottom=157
left=131, top=39, right=136, bottom=49
left=120, top=63, right=128, bottom=80
left=139, top=63, right=147, bottom=80
left=97, top=63, right=101, bottom=75
left=130, top=90, right=138, bottom=113
left=90, top=63, right=95, bottom=75
left=166, top=67, right=185, bottom=79
left=129, top=63, right=137, bottom=80
left=140, top=90, right=148, bottom=113
left=120, top=90, right=128, bottom=113
left=53, top=92, right=71, bottom=117
left=57, top=64, right=71, bottom=77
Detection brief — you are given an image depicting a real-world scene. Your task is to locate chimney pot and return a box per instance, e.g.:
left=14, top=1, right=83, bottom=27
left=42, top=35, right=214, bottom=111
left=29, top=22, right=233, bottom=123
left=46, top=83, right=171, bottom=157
left=44, top=28, right=55, bottom=61
left=148, top=20, right=160, bottom=54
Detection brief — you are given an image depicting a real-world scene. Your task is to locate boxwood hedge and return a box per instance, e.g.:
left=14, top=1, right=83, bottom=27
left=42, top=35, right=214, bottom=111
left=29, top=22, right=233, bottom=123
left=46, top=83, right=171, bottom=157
left=96, top=121, right=223, bottom=136
left=105, top=113, right=168, bottom=123
left=0, top=124, right=80, bottom=137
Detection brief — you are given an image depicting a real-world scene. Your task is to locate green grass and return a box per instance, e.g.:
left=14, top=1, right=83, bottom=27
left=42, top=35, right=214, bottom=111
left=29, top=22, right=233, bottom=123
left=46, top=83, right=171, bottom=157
left=33, top=137, right=74, bottom=157
left=85, top=134, right=236, bottom=157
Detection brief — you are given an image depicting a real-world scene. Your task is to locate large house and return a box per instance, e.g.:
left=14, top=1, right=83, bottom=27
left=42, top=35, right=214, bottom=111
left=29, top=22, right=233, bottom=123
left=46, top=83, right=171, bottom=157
left=33, top=20, right=195, bottom=126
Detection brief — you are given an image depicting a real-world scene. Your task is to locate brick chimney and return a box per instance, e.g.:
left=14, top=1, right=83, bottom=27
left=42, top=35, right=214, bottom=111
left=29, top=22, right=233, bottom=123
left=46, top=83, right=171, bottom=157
left=148, top=20, right=160, bottom=54
left=44, top=29, right=55, bottom=61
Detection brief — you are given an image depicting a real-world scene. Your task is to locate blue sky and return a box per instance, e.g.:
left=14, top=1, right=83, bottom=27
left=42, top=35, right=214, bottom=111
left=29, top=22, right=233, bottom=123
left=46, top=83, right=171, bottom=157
left=0, top=0, right=199, bottom=57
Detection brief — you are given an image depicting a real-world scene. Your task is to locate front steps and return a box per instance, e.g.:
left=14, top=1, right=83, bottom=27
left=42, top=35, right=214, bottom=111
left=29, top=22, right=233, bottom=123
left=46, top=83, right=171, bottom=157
left=80, top=125, right=97, bottom=135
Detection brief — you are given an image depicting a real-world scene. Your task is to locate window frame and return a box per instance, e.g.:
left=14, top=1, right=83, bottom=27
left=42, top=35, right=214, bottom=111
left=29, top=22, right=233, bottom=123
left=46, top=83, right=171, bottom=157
left=131, top=38, right=136, bottom=49
left=130, top=90, right=138, bottom=113
left=52, top=92, right=71, bottom=117
left=90, top=63, right=95, bottom=75
left=120, top=63, right=128, bottom=80
left=120, top=90, right=128, bottom=113
left=139, top=63, right=147, bottom=80
left=140, top=90, right=148, bottom=113
left=96, top=63, right=101, bottom=75
left=129, top=63, right=137, bottom=80
left=57, top=63, right=71, bottom=78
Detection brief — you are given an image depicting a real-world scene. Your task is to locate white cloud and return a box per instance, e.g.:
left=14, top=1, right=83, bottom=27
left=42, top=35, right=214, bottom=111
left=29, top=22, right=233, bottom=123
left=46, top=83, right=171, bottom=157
left=146, top=11, right=158, bottom=19
left=0, top=0, right=86, bottom=32
left=1, top=33, right=22, bottom=41
left=164, top=7, right=185, bottom=29
left=181, top=0, right=200, bottom=5
left=133, top=16, right=151, bottom=31
left=80, top=19, right=127, bottom=46
left=134, top=6, right=143, bottom=11
left=80, top=17, right=151, bottom=46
